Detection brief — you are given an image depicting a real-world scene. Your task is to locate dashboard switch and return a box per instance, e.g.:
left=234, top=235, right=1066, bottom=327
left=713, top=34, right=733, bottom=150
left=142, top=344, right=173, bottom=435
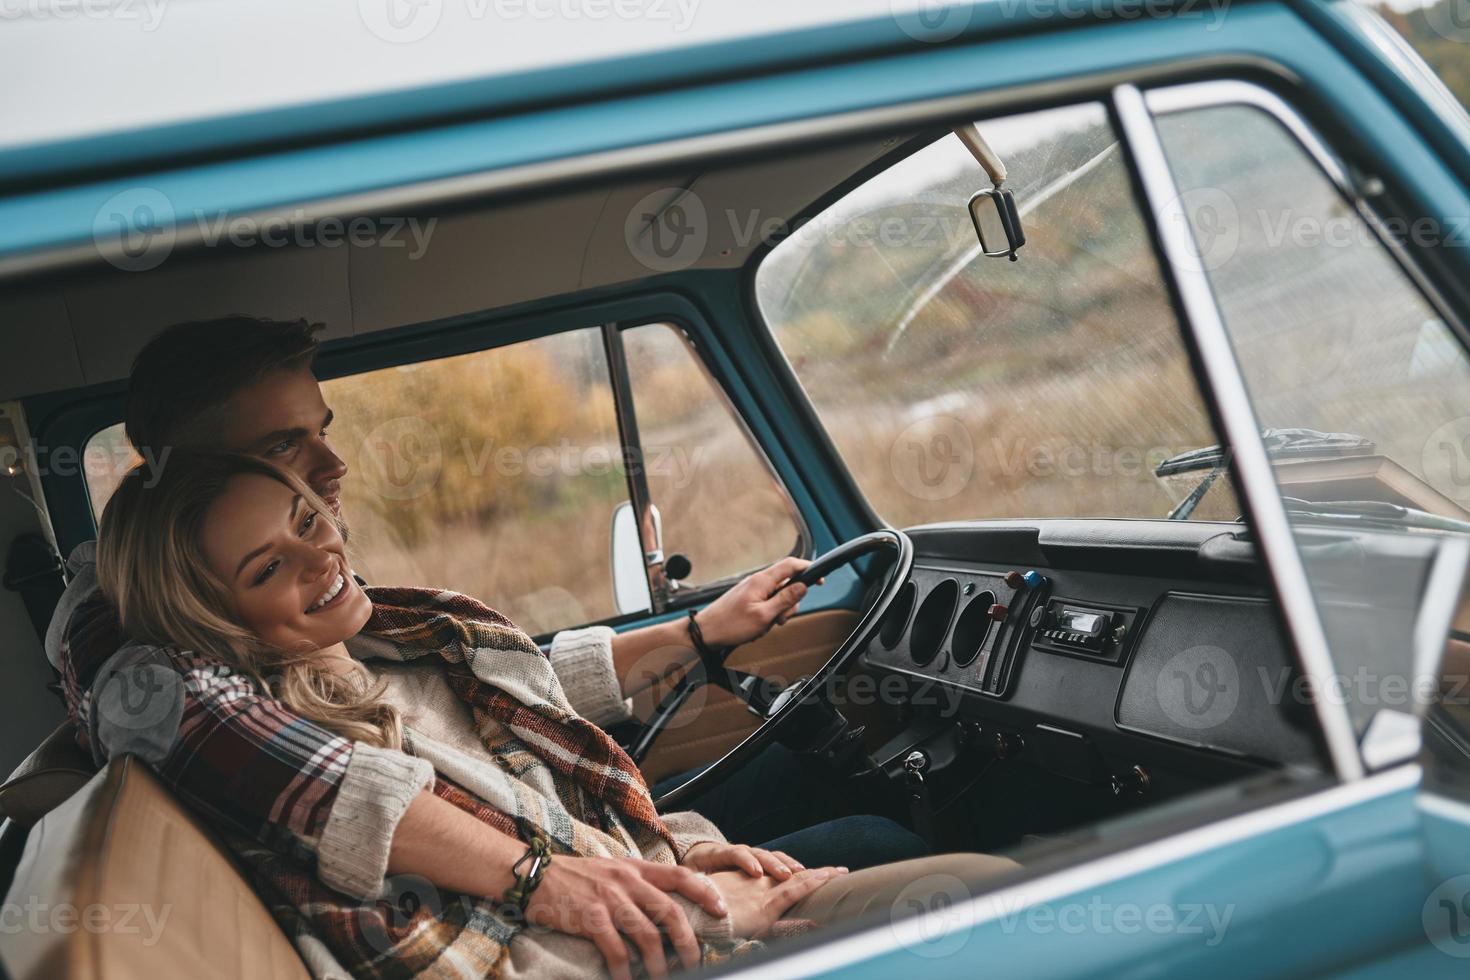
left=1111, top=765, right=1151, bottom=797
left=994, top=731, right=1023, bottom=759
left=988, top=603, right=1008, bottom=621
left=1004, top=570, right=1047, bottom=590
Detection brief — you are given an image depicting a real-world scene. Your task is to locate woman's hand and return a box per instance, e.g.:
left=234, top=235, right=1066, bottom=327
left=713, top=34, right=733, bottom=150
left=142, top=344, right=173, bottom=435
left=708, top=866, right=846, bottom=938
left=525, top=855, right=726, bottom=980
left=694, top=556, right=820, bottom=649
left=681, top=842, right=805, bottom=880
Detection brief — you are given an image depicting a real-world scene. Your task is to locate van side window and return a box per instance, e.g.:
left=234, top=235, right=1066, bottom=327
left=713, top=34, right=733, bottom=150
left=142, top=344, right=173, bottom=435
left=82, top=323, right=803, bottom=637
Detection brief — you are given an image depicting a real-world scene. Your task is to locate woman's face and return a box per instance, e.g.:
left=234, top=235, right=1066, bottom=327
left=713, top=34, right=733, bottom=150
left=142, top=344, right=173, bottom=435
left=199, top=472, right=372, bottom=653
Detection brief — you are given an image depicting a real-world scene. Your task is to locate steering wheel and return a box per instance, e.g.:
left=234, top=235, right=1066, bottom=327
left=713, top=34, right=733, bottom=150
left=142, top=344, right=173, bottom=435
left=647, top=528, right=913, bottom=811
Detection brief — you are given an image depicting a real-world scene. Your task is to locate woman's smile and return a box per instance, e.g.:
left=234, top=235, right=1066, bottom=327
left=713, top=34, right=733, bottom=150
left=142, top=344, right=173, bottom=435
left=199, top=472, right=373, bottom=652
left=307, top=568, right=348, bottom=613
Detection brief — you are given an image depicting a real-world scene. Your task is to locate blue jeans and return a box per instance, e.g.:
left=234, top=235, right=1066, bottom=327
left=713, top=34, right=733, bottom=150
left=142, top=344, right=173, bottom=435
left=651, top=743, right=928, bottom=871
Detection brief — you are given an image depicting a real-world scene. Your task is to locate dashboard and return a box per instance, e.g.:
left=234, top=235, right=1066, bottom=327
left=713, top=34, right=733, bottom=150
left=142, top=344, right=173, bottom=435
left=859, top=520, right=1326, bottom=798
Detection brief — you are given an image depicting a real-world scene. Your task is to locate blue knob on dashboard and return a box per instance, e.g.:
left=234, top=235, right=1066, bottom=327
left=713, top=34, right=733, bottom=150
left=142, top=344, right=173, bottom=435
left=1022, top=569, right=1045, bottom=589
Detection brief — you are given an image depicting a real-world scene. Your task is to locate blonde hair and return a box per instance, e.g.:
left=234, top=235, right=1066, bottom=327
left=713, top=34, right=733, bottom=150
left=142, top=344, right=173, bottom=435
left=96, top=452, right=401, bottom=749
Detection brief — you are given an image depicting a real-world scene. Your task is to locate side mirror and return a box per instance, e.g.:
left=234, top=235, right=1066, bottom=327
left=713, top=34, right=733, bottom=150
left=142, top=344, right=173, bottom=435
left=968, top=188, right=1025, bottom=261
left=614, top=500, right=673, bottom=614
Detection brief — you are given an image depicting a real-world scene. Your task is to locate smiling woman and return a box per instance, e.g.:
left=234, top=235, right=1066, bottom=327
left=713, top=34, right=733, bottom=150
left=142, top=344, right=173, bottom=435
left=95, top=453, right=400, bottom=748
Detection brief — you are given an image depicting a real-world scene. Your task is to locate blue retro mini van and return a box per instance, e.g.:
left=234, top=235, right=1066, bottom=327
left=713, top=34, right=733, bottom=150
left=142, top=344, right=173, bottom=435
left=1, top=2, right=1469, bottom=977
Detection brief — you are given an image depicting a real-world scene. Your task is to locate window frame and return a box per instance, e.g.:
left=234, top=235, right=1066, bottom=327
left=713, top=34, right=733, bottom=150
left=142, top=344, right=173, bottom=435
left=1130, top=77, right=1470, bottom=778
left=607, top=319, right=811, bottom=617
left=50, top=301, right=811, bottom=642
left=743, top=70, right=1470, bottom=785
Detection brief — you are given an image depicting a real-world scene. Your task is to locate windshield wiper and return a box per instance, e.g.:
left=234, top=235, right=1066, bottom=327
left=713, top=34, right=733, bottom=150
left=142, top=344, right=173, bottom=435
left=1279, top=498, right=1470, bottom=533
left=1157, top=428, right=1376, bottom=521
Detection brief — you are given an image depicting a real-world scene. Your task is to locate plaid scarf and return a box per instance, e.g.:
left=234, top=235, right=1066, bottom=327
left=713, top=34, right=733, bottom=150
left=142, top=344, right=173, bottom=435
left=236, top=586, right=682, bottom=979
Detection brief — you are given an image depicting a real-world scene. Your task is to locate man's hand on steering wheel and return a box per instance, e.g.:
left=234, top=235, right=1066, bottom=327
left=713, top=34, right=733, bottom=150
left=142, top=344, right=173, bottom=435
left=692, top=556, right=821, bottom=648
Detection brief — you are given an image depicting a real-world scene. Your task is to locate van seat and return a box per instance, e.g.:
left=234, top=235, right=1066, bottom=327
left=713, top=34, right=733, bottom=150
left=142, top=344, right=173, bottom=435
left=0, top=721, right=94, bottom=826
left=3, top=755, right=309, bottom=980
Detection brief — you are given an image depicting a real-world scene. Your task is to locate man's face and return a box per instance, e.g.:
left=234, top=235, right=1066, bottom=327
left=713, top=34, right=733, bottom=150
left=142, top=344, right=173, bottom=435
left=215, top=368, right=348, bottom=516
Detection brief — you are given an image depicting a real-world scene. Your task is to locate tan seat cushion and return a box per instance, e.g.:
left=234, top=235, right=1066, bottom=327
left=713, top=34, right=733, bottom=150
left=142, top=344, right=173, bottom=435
left=0, top=721, right=95, bottom=826
left=3, top=755, right=309, bottom=980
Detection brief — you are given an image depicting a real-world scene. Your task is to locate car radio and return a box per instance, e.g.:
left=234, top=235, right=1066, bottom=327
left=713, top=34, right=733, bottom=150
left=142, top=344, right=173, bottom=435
left=1028, top=598, right=1139, bottom=664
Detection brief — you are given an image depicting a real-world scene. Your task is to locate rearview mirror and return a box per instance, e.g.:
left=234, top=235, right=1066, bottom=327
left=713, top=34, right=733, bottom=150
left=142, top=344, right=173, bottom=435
left=969, top=188, right=1025, bottom=261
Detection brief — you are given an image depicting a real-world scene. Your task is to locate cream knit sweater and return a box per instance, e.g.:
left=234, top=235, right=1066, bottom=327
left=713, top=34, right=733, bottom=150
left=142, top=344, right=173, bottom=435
left=304, top=627, right=736, bottom=979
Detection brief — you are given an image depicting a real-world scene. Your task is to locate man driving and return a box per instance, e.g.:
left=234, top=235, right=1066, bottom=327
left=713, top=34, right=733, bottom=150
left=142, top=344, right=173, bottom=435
left=51, top=315, right=929, bottom=877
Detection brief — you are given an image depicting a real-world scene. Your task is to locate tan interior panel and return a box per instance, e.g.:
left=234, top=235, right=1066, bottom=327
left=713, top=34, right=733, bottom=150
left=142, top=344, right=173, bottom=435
left=632, top=608, right=858, bottom=783
left=0, top=290, right=84, bottom=399
left=348, top=187, right=612, bottom=334
left=63, top=244, right=353, bottom=386
left=3, top=757, right=310, bottom=980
